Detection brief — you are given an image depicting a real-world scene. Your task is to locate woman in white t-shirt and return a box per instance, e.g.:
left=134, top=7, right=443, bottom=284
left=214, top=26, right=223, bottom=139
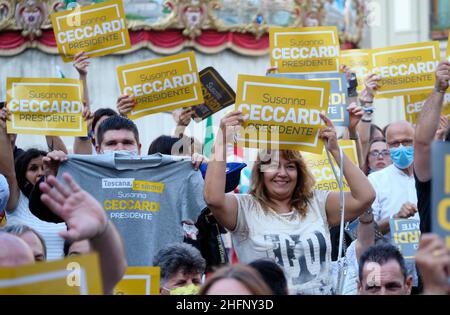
left=204, top=112, right=376, bottom=295
left=0, top=110, right=67, bottom=260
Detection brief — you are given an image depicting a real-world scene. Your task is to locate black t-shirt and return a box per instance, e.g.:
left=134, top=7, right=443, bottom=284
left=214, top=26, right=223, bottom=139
left=414, top=172, right=431, bottom=234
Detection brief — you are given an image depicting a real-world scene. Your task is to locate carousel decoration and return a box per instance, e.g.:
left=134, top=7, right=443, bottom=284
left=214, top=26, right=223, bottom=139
left=0, top=0, right=367, bottom=56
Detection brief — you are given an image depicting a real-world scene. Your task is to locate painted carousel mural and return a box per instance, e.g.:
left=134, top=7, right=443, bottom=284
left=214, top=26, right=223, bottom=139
left=0, top=0, right=366, bottom=56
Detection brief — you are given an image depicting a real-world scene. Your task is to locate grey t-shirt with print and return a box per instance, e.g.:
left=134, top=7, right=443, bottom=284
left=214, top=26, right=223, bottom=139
left=58, top=152, right=206, bottom=266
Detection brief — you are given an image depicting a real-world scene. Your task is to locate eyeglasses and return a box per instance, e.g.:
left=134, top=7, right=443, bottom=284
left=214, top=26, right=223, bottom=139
left=369, top=150, right=391, bottom=158
left=388, top=140, right=413, bottom=148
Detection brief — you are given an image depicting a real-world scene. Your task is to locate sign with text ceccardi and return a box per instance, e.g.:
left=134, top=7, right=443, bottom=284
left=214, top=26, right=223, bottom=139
left=431, top=141, right=450, bottom=249
left=372, top=42, right=440, bottom=98
left=117, top=52, right=203, bottom=119
left=270, top=73, right=349, bottom=127
left=340, top=49, right=372, bottom=92
left=302, top=140, right=358, bottom=192
left=270, top=27, right=340, bottom=74
left=235, top=75, right=330, bottom=154
left=114, top=267, right=160, bottom=295
left=404, top=93, right=450, bottom=126
left=0, top=253, right=102, bottom=295
left=6, top=77, right=87, bottom=137
left=389, top=218, right=420, bottom=286
left=51, top=0, right=131, bottom=62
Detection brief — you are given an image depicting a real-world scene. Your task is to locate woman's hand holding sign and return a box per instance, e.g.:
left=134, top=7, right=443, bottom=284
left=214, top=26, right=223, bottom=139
left=319, top=113, right=339, bottom=155
left=116, top=94, right=135, bottom=117
left=73, top=52, right=90, bottom=77
left=435, top=60, right=450, bottom=93
left=359, top=73, right=381, bottom=104
left=219, top=111, right=245, bottom=143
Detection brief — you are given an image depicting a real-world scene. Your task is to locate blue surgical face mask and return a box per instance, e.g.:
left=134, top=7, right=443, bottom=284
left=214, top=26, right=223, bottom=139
left=389, top=145, right=414, bottom=170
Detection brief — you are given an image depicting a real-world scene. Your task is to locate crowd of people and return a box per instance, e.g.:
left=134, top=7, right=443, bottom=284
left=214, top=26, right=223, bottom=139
left=0, top=51, right=449, bottom=296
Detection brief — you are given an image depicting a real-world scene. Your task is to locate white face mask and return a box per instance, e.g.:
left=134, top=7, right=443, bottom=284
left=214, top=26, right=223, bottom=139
left=102, top=149, right=139, bottom=156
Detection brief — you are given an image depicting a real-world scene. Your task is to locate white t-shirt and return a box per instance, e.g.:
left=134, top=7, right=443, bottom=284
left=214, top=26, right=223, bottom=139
left=231, top=190, right=333, bottom=295
left=368, top=165, right=419, bottom=237
left=6, top=192, right=66, bottom=260
left=331, top=240, right=359, bottom=295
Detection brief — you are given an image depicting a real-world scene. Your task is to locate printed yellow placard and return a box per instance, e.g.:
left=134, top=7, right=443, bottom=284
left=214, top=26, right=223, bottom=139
left=6, top=77, right=87, bottom=137
left=270, top=26, right=340, bottom=74
left=0, top=253, right=102, bottom=295
left=340, top=49, right=372, bottom=92
left=114, top=267, right=160, bottom=295
left=447, top=40, right=450, bottom=62
left=302, top=140, right=359, bottom=192
left=404, top=94, right=450, bottom=126
left=51, top=0, right=131, bottom=62
left=117, top=52, right=204, bottom=119
left=372, top=42, right=440, bottom=98
left=234, top=75, right=330, bottom=154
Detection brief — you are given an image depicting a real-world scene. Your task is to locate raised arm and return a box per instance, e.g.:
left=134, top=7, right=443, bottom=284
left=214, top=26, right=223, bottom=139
left=320, top=114, right=376, bottom=227
left=45, top=136, right=68, bottom=154
left=73, top=52, right=90, bottom=107
left=414, top=60, right=450, bottom=182
left=72, top=52, right=94, bottom=155
left=39, top=173, right=127, bottom=295
left=73, top=107, right=94, bottom=154
left=346, top=103, right=365, bottom=169
left=203, top=112, right=242, bottom=231
left=0, top=108, right=20, bottom=211
left=355, top=209, right=375, bottom=261
left=357, top=74, right=381, bottom=159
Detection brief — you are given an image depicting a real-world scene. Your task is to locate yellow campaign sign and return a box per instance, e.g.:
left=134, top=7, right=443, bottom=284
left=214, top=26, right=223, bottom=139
left=114, top=267, right=160, bottom=295
left=51, top=0, right=131, bottom=62
left=447, top=40, right=450, bottom=62
left=372, top=42, right=440, bottom=98
left=117, top=52, right=204, bottom=119
left=340, top=49, right=372, bottom=92
left=0, top=253, right=102, bottom=295
left=270, top=26, right=340, bottom=74
left=234, top=74, right=330, bottom=154
left=404, top=93, right=450, bottom=126
left=6, top=77, right=87, bottom=137
left=303, top=140, right=359, bottom=192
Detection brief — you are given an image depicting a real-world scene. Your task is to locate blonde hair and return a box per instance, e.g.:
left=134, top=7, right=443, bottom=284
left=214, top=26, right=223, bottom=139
left=249, top=150, right=315, bottom=217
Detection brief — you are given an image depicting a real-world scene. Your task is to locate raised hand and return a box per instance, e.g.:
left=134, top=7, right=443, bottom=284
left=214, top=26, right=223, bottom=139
left=435, top=60, right=450, bottom=93
left=73, top=52, right=90, bottom=77
left=116, top=94, right=135, bottom=117
left=40, top=173, right=107, bottom=242
left=219, top=111, right=244, bottom=143
left=319, top=113, right=339, bottom=154
left=42, top=150, right=68, bottom=177
left=359, top=73, right=381, bottom=104
left=415, top=234, right=450, bottom=295
left=347, top=102, right=364, bottom=132
left=173, top=108, right=194, bottom=127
